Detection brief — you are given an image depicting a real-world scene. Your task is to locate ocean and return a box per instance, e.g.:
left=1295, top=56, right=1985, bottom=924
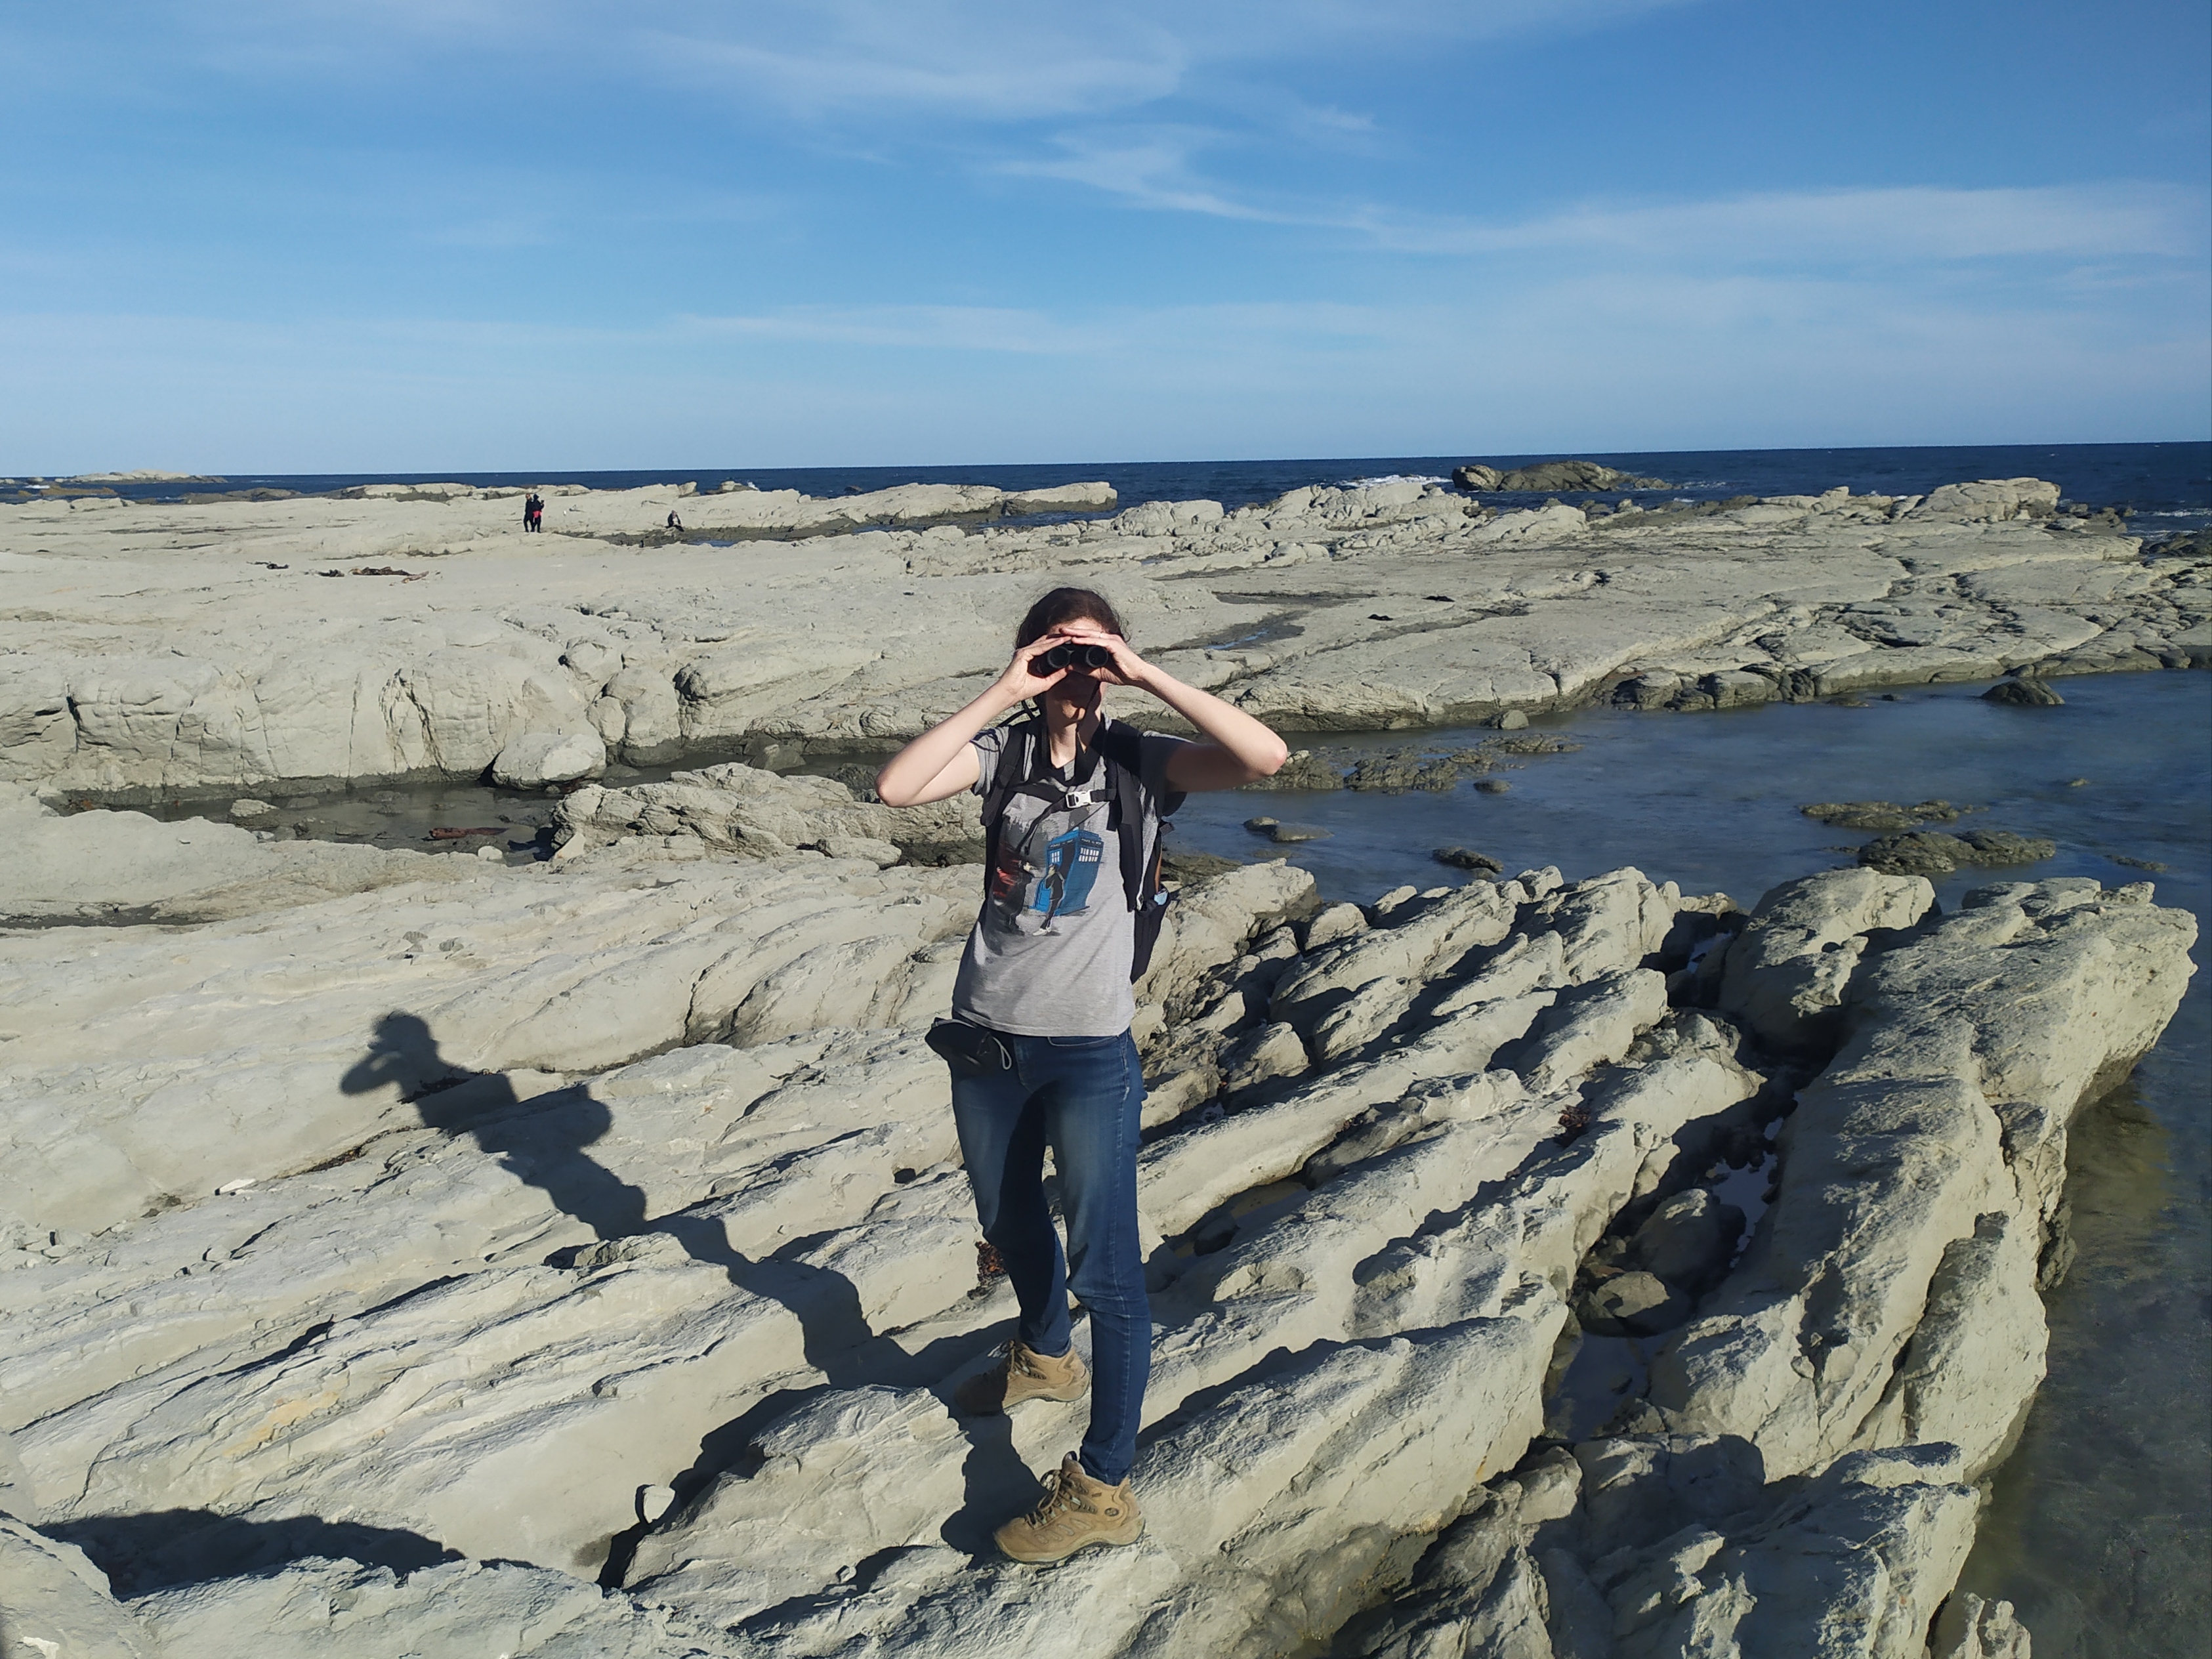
left=19, top=442, right=2212, bottom=532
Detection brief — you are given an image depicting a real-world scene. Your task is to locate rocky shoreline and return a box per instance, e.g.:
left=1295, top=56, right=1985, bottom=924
left=1, top=473, right=2205, bottom=803
left=0, top=749, right=2198, bottom=1656
left=0, top=473, right=2204, bottom=1656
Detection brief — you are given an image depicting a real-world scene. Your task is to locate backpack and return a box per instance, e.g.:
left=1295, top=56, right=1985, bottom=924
left=978, top=716, right=1184, bottom=981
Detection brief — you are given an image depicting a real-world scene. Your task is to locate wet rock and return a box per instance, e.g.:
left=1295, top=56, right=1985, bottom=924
left=227, top=797, right=278, bottom=819
left=1262, top=821, right=1331, bottom=843
left=1474, top=778, right=1511, bottom=794
left=1858, top=830, right=1976, bottom=876
left=1801, top=799, right=1964, bottom=831
left=1343, top=748, right=1488, bottom=792
left=1577, top=1269, right=1692, bottom=1337
left=1934, top=1591, right=2034, bottom=1658
left=1982, top=677, right=2064, bottom=707
left=1491, top=709, right=1530, bottom=730
left=1858, top=828, right=2056, bottom=877
left=1957, top=828, right=2058, bottom=866
left=1454, top=459, right=1671, bottom=492
left=3, top=784, right=484, bottom=927
left=1245, top=749, right=1345, bottom=791
left=1432, top=846, right=1503, bottom=873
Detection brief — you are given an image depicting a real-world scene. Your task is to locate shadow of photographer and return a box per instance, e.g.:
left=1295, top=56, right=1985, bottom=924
left=341, top=1012, right=1037, bottom=1572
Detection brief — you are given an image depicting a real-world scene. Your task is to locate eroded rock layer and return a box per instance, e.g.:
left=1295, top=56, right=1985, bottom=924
left=3, top=475, right=2204, bottom=798
left=0, top=817, right=2192, bottom=1657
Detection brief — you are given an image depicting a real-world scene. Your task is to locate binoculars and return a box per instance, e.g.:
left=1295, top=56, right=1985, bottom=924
left=1037, top=641, right=1117, bottom=671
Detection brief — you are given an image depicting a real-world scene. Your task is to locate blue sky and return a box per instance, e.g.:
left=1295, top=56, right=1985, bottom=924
left=3, top=0, right=2207, bottom=472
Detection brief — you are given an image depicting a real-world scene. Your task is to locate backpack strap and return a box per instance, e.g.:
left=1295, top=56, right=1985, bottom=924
left=1093, top=719, right=1187, bottom=906
left=978, top=714, right=1038, bottom=885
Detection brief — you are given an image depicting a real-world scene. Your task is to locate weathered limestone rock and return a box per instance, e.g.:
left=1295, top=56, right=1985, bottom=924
left=491, top=727, right=606, bottom=787
left=5, top=476, right=2201, bottom=793
left=1656, top=878, right=2196, bottom=1481
left=0, top=821, right=2188, bottom=1659
left=0, top=1511, right=161, bottom=1659
left=1592, top=1444, right=1982, bottom=1659
left=0, top=858, right=976, bottom=1240
left=1, top=783, right=482, bottom=925
left=1717, top=867, right=1934, bottom=1054
left=133, top=1557, right=740, bottom=1658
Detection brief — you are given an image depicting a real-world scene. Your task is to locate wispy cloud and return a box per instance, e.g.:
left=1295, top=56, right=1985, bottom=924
left=680, top=304, right=1108, bottom=354
left=997, top=129, right=1289, bottom=220
left=1376, top=183, right=2211, bottom=263
left=119, top=0, right=1700, bottom=123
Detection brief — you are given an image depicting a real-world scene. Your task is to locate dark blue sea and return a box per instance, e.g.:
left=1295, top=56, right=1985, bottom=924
left=30, top=442, right=2212, bottom=532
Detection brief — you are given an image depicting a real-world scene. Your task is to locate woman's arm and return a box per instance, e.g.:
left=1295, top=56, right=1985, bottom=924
left=873, top=640, right=1070, bottom=807
left=1095, top=640, right=1289, bottom=791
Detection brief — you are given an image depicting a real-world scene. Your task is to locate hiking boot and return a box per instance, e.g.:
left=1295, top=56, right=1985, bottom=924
left=995, top=1453, right=1144, bottom=1564
left=954, top=1339, right=1089, bottom=1416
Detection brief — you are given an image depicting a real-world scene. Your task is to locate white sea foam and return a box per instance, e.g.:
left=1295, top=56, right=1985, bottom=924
left=1339, top=472, right=1448, bottom=490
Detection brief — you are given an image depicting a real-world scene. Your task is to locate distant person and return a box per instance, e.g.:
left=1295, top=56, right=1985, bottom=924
left=523, top=492, right=543, bottom=533
left=874, top=586, right=1288, bottom=1564
left=666, top=509, right=683, bottom=532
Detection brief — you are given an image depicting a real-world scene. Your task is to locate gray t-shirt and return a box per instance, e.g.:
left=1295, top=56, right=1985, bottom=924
left=951, top=720, right=1189, bottom=1038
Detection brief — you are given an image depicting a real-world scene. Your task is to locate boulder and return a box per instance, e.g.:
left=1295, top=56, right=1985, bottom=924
left=1433, top=845, right=1503, bottom=873
left=1302, top=901, right=1369, bottom=950
left=1577, top=1269, right=1692, bottom=1337
left=1934, top=1591, right=2034, bottom=1659
left=1858, top=828, right=2056, bottom=877
left=1718, top=866, right=1934, bottom=1054
left=1629, top=1186, right=1746, bottom=1292
left=491, top=729, right=606, bottom=788
left=1454, top=460, right=1671, bottom=492
left=1907, top=478, right=2061, bottom=522
left=1982, top=677, right=2064, bottom=707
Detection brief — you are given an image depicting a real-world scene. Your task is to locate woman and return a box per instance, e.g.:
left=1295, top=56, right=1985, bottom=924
left=875, top=585, right=1288, bottom=1563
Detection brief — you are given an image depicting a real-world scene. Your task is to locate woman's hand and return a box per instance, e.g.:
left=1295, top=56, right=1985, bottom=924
left=1084, top=633, right=1156, bottom=692
left=990, top=636, right=1074, bottom=704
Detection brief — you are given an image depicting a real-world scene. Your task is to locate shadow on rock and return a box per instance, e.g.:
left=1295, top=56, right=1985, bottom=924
left=45, top=1508, right=462, bottom=1596
left=343, top=1013, right=1033, bottom=1583
left=341, top=1012, right=877, bottom=1376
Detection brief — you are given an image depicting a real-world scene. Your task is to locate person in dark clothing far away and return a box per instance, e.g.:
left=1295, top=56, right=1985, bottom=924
left=665, top=509, right=683, bottom=532
left=875, top=584, right=1289, bottom=1564
left=523, top=491, right=543, bottom=532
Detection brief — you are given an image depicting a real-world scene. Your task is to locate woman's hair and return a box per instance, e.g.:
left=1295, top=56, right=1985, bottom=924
left=1014, top=586, right=1126, bottom=648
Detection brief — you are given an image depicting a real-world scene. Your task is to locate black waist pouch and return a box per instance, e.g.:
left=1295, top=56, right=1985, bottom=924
left=925, top=1018, right=1014, bottom=1080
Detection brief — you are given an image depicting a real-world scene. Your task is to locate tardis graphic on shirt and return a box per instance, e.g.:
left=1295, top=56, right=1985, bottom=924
left=986, top=789, right=1110, bottom=936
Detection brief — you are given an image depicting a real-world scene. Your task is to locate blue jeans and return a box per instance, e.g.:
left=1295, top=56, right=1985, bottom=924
left=949, top=1030, right=1150, bottom=1485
